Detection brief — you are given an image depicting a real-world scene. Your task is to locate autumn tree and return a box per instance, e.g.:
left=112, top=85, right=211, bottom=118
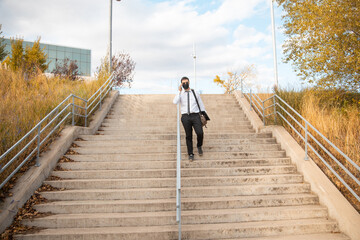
left=0, top=25, right=7, bottom=61
left=96, top=51, right=136, bottom=87
left=52, top=58, right=79, bottom=80
left=214, top=64, right=256, bottom=94
left=3, top=38, right=24, bottom=71
left=3, top=37, right=48, bottom=76
left=276, top=0, right=360, bottom=91
left=24, top=38, right=48, bottom=74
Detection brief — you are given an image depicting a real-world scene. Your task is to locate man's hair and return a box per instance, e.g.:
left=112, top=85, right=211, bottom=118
left=181, top=76, right=189, bottom=82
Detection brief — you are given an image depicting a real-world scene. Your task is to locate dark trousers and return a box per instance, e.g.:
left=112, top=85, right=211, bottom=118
left=181, top=113, right=204, bottom=155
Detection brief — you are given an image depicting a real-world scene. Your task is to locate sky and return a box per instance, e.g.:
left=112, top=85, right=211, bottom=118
left=0, top=0, right=304, bottom=94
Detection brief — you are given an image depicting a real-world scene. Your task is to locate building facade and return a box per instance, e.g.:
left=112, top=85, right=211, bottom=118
left=3, top=38, right=91, bottom=76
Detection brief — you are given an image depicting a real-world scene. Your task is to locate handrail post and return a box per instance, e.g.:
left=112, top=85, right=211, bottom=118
left=176, top=103, right=181, bottom=240
left=273, top=95, right=277, bottom=124
left=100, top=88, right=103, bottom=110
left=85, top=101, right=88, bottom=127
left=72, top=95, right=75, bottom=126
left=250, top=89, right=252, bottom=111
left=304, top=122, right=309, bottom=160
left=36, top=124, right=41, bottom=167
left=241, top=78, right=243, bottom=98
left=262, top=100, right=265, bottom=126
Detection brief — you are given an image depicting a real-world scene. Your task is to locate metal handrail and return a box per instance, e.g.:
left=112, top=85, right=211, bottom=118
left=176, top=103, right=182, bottom=240
left=240, top=86, right=360, bottom=203
left=0, top=73, right=116, bottom=189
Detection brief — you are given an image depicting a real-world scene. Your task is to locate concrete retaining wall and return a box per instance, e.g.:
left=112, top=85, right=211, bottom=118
left=0, top=90, right=119, bottom=233
left=234, top=90, right=360, bottom=240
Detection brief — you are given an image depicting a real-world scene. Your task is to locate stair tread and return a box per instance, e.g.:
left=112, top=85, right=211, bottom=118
left=16, top=218, right=339, bottom=235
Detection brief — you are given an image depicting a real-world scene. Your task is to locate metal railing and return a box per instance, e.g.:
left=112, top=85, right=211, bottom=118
left=0, top=73, right=116, bottom=190
left=176, top=102, right=182, bottom=240
left=239, top=86, right=360, bottom=203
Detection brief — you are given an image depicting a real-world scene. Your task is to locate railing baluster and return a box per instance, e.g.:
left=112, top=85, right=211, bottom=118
left=305, top=122, right=309, bottom=160
left=262, top=100, right=265, bottom=126
left=250, top=89, right=252, bottom=111
left=72, top=95, right=75, bottom=126
left=273, top=95, right=277, bottom=124
left=36, top=124, right=41, bottom=167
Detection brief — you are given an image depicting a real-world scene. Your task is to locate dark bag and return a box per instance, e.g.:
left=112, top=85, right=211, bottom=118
left=191, top=89, right=210, bottom=128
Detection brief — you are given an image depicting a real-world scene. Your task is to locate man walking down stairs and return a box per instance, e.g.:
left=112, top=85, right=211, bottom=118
left=15, top=94, right=350, bottom=239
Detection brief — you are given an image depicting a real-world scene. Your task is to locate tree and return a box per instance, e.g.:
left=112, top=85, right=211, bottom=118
left=214, top=64, right=256, bottom=94
left=276, top=0, right=360, bottom=91
left=3, top=38, right=24, bottom=71
left=52, top=58, right=79, bottom=80
left=24, top=37, right=48, bottom=74
left=3, top=37, right=48, bottom=76
left=0, top=24, right=7, bottom=61
left=96, top=51, right=136, bottom=87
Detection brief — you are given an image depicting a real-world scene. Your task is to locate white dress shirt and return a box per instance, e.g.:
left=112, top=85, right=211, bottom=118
left=173, top=89, right=206, bottom=115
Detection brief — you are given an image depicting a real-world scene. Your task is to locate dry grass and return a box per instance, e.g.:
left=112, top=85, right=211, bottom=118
left=0, top=67, right=110, bottom=195
left=251, top=88, right=360, bottom=212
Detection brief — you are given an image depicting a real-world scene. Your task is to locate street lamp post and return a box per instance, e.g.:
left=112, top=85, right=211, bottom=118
left=110, top=0, right=121, bottom=73
left=193, top=43, right=197, bottom=90
left=270, top=0, right=279, bottom=87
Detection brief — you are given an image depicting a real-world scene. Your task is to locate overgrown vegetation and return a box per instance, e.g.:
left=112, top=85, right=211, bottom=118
left=0, top=33, right=136, bottom=198
left=51, top=58, right=79, bottom=80
left=250, top=88, right=360, bottom=212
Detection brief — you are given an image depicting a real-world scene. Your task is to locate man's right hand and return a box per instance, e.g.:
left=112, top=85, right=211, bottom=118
left=179, top=84, right=182, bottom=92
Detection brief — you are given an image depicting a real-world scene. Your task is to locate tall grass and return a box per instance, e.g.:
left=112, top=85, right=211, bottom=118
left=0, top=67, right=110, bottom=191
left=270, top=88, right=359, bottom=212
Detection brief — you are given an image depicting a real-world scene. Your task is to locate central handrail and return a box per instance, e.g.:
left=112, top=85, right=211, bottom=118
left=176, top=102, right=182, bottom=240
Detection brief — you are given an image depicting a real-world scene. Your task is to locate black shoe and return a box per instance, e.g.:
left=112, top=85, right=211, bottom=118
left=189, top=154, right=194, bottom=161
left=197, top=147, right=203, bottom=156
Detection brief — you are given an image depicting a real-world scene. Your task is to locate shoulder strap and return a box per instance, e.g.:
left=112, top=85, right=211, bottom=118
left=191, top=89, right=202, bottom=112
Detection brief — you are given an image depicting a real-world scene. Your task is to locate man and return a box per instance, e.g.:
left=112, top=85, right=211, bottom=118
left=173, top=76, right=206, bottom=161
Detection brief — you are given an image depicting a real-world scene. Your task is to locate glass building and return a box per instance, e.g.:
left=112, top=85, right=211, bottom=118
left=3, top=38, right=91, bottom=76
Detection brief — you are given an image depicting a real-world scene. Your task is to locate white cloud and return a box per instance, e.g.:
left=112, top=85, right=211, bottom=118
left=0, top=0, right=298, bottom=93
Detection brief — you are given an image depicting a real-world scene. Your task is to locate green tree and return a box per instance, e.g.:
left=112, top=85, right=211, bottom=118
left=276, top=0, right=360, bottom=91
left=214, top=64, right=256, bottom=94
left=0, top=24, right=7, bottom=61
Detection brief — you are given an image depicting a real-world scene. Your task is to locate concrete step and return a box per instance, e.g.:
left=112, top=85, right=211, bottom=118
left=64, top=150, right=287, bottom=162
left=78, top=132, right=273, bottom=141
left=34, top=193, right=320, bottom=214
left=223, top=233, right=350, bottom=240
left=106, top=113, right=247, bottom=119
left=69, top=144, right=281, bottom=154
left=73, top=138, right=276, bottom=147
left=44, top=174, right=303, bottom=189
left=101, top=120, right=252, bottom=126
left=100, top=122, right=252, bottom=128
left=63, top=157, right=291, bottom=167
left=103, top=117, right=250, bottom=123
left=40, top=183, right=310, bottom=201
left=53, top=165, right=296, bottom=179
left=22, top=205, right=328, bottom=229
left=97, top=129, right=257, bottom=135
left=14, top=218, right=340, bottom=240
left=98, top=125, right=254, bottom=132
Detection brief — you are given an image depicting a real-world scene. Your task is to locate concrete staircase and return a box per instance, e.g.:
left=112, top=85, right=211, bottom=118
left=16, top=94, right=349, bottom=239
